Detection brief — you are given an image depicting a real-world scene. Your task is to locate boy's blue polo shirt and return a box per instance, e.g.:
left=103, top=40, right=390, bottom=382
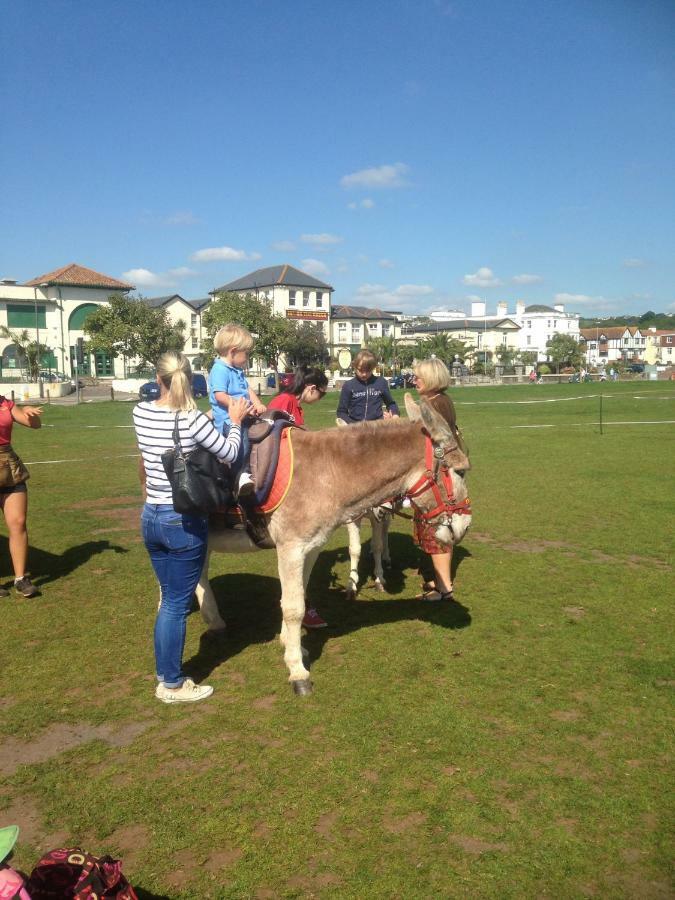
left=209, top=359, right=249, bottom=432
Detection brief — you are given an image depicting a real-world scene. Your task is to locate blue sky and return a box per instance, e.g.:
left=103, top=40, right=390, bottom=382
left=3, top=0, right=674, bottom=317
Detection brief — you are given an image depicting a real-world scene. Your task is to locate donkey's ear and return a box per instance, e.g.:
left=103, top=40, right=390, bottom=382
left=419, top=399, right=454, bottom=444
left=404, top=393, right=421, bottom=421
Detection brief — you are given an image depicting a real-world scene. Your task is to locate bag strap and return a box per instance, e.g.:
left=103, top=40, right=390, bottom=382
left=171, top=412, right=184, bottom=459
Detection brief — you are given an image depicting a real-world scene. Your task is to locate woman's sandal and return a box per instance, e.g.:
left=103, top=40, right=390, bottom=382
left=418, top=584, right=456, bottom=602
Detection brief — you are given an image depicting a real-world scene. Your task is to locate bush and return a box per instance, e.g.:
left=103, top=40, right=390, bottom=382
left=538, top=364, right=551, bottom=375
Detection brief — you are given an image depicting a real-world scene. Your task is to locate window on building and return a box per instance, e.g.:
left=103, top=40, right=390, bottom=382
left=547, top=320, right=551, bottom=328
left=667, top=336, right=673, bottom=344
left=527, top=320, right=531, bottom=328
left=624, top=338, right=629, bottom=346
left=477, top=334, right=483, bottom=348
left=289, top=291, right=296, bottom=307
left=553, top=319, right=557, bottom=328
left=191, top=313, right=197, bottom=326
left=368, top=323, right=378, bottom=334
left=316, top=292, right=323, bottom=307
left=191, top=337, right=198, bottom=349
left=526, top=336, right=531, bottom=346
left=338, top=323, right=347, bottom=342
left=303, top=291, right=310, bottom=307
left=8, top=304, right=46, bottom=329
left=351, top=325, right=361, bottom=342
left=383, top=323, right=392, bottom=337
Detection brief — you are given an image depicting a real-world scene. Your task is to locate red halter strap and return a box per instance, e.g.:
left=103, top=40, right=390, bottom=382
left=406, top=435, right=472, bottom=522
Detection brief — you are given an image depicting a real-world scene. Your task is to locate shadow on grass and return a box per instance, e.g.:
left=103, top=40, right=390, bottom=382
left=184, top=532, right=472, bottom=683
left=134, top=889, right=172, bottom=900
left=0, top=535, right=129, bottom=588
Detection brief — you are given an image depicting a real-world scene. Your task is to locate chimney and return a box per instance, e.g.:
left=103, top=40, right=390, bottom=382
left=471, top=300, right=486, bottom=317
left=516, top=300, right=525, bottom=316
left=554, top=303, right=564, bottom=313
left=497, top=301, right=507, bottom=318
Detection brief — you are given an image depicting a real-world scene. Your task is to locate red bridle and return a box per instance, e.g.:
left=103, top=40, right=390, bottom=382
left=405, top=435, right=472, bottom=523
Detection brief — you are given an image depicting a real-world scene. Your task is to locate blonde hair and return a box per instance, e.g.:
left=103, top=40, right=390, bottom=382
left=156, top=352, right=197, bottom=412
left=413, top=357, right=451, bottom=393
left=214, top=323, right=255, bottom=356
left=353, top=349, right=376, bottom=373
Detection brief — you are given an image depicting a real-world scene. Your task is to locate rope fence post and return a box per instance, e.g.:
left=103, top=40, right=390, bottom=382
left=599, top=392, right=603, bottom=435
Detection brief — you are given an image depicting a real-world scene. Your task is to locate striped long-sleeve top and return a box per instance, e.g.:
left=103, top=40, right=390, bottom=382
left=133, top=402, right=241, bottom=504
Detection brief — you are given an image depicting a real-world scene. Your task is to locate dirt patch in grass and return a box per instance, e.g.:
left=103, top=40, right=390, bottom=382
left=0, top=795, right=69, bottom=849
left=0, top=719, right=153, bottom=776
left=68, top=495, right=140, bottom=510
left=563, top=606, right=586, bottom=619
left=106, top=823, right=150, bottom=873
left=470, top=531, right=671, bottom=570
left=382, top=811, right=427, bottom=834
left=204, top=847, right=243, bottom=871
left=447, top=834, right=509, bottom=855
left=550, top=709, right=582, bottom=722
left=251, top=694, right=278, bottom=711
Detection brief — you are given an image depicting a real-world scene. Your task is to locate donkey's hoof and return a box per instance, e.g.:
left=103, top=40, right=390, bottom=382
left=292, top=679, right=313, bottom=696
left=374, top=581, right=386, bottom=593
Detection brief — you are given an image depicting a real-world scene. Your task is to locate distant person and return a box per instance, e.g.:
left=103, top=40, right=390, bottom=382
left=268, top=365, right=329, bottom=629
left=134, top=352, right=248, bottom=704
left=337, top=349, right=399, bottom=423
left=0, top=395, right=42, bottom=598
left=528, top=369, right=536, bottom=383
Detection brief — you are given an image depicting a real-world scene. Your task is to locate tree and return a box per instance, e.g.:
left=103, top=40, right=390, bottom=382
left=201, top=291, right=294, bottom=375
left=518, top=350, right=538, bottom=367
left=495, top=345, right=517, bottom=369
left=0, top=327, right=51, bottom=381
left=84, top=295, right=185, bottom=374
left=546, top=332, right=583, bottom=372
left=283, top=322, right=329, bottom=367
left=420, top=333, right=469, bottom=366
left=365, top=336, right=397, bottom=371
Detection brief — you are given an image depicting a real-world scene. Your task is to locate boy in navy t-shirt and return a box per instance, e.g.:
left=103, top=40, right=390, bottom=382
left=337, top=349, right=399, bottom=424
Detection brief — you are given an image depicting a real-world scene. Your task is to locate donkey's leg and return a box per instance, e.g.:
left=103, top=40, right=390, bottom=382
left=277, top=545, right=312, bottom=694
left=370, top=514, right=387, bottom=592
left=382, top=512, right=392, bottom=567
left=346, top=520, right=362, bottom=600
left=195, top=548, right=227, bottom=632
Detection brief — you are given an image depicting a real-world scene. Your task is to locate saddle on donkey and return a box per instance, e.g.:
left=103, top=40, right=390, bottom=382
left=214, top=411, right=297, bottom=548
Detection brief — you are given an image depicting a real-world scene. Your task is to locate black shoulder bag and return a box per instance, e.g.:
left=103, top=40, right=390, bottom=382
left=161, top=412, right=232, bottom=514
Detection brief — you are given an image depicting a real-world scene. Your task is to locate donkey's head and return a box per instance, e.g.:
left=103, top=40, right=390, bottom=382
left=404, top=394, right=472, bottom=546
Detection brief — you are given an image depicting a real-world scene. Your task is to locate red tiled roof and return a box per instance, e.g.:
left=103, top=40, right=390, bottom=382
left=24, top=263, right=134, bottom=290
left=580, top=326, right=639, bottom=340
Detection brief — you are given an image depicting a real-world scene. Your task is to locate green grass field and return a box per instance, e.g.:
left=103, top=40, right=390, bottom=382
left=1, top=382, right=673, bottom=898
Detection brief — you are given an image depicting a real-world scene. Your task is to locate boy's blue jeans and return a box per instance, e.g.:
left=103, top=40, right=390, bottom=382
left=223, top=421, right=250, bottom=475
left=141, top=503, right=208, bottom=688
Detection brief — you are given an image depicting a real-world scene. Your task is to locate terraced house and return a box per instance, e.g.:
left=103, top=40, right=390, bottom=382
left=579, top=326, right=647, bottom=365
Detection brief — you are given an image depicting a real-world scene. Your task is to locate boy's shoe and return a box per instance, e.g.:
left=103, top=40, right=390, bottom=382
left=155, top=678, right=213, bottom=704
left=14, top=576, right=39, bottom=598
left=302, top=607, right=328, bottom=629
left=237, top=472, right=255, bottom=498
left=0, top=585, right=9, bottom=597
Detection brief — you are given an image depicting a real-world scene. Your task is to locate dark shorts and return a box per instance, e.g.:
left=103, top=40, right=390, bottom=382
left=0, top=482, right=27, bottom=495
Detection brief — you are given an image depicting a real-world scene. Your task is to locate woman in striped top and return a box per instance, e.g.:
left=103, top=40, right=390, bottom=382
left=133, top=352, right=248, bottom=705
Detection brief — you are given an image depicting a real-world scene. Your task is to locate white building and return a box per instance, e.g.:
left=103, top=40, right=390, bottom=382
left=508, top=301, right=580, bottom=361
left=330, top=305, right=401, bottom=357
left=1, top=263, right=135, bottom=378
left=579, top=326, right=647, bottom=365
left=212, top=264, right=332, bottom=342
left=143, top=294, right=210, bottom=369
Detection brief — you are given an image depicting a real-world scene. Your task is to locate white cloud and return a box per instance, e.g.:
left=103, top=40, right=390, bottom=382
left=190, top=246, right=258, bottom=262
left=622, top=257, right=646, bottom=268
left=301, top=258, right=330, bottom=278
left=300, top=233, right=343, bottom=246
left=394, top=284, right=434, bottom=297
left=512, top=273, right=543, bottom=285
left=340, top=162, right=409, bottom=190
left=378, top=258, right=395, bottom=269
left=463, top=267, right=502, bottom=288
left=347, top=197, right=376, bottom=210
left=356, top=283, right=388, bottom=296
left=271, top=240, right=296, bottom=252
left=554, top=292, right=605, bottom=306
left=122, top=266, right=195, bottom=289
left=163, top=210, right=200, bottom=226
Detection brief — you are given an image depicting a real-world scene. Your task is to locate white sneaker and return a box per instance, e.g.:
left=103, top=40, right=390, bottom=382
left=155, top=678, right=213, bottom=704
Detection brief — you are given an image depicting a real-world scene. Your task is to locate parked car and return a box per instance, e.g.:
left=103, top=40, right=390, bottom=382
left=139, top=381, right=161, bottom=401
left=627, top=364, right=645, bottom=373
left=266, top=372, right=294, bottom=390
left=191, top=373, right=208, bottom=397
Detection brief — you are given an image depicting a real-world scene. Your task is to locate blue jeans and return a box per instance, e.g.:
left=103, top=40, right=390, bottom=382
left=223, top=421, right=250, bottom=475
left=141, top=503, right=208, bottom=688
